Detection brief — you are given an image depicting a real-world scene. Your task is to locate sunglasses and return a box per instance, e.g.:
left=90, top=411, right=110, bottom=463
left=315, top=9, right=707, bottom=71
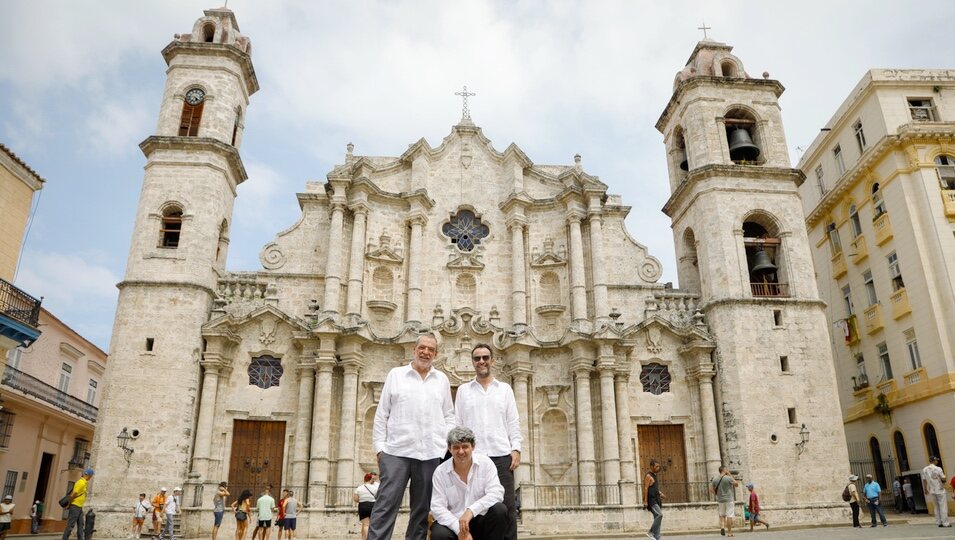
left=471, top=355, right=492, bottom=362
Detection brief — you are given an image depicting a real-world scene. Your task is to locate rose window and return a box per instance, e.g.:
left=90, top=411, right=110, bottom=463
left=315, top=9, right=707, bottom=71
left=441, top=209, right=489, bottom=252
left=248, top=356, right=283, bottom=389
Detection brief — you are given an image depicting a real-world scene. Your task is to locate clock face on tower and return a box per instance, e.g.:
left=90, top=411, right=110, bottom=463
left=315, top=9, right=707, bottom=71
left=185, top=88, right=205, bottom=105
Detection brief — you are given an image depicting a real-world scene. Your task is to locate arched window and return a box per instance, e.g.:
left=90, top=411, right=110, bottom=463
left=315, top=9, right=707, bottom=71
left=924, top=423, right=942, bottom=468
left=869, top=436, right=887, bottom=488
left=934, top=155, right=955, bottom=190
left=893, top=431, right=910, bottom=472
left=673, top=125, right=689, bottom=172
left=178, top=88, right=205, bottom=137
left=442, top=209, right=489, bottom=252
left=742, top=216, right=787, bottom=297
left=456, top=273, right=477, bottom=308
left=160, top=206, right=183, bottom=248
left=871, top=182, right=886, bottom=218
left=725, top=108, right=762, bottom=165
left=721, top=60, right=738, bottom=78
left=539, top=272, right=561, bottom=306
left=680, top=228, right=701, bottom=293
left=202, top=23, right=215, bottom=43
left=215, top=219, right=229, bottom=265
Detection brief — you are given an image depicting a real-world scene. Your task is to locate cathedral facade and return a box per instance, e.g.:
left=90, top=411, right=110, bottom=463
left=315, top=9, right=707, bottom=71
left=89, top=7, right=851, bottom=537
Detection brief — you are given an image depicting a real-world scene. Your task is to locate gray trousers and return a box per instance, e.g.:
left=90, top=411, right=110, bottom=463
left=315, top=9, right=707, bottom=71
left=367, top=453, right=441, bottom=540
left=648, top=503, right=663, bottom=540
left=490, top=454, right=517, bottom=540
left=61, top=505, right=84, bottom=540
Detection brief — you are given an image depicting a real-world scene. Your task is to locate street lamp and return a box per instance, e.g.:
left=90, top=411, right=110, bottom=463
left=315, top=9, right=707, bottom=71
left=117, top=427, right=134, bottom=463
left=795, top=424, right=810, bottom=455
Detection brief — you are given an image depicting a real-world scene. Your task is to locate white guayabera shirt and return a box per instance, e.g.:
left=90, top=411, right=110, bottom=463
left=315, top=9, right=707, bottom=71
left=373, top=363, right=455, bottom=460
left=454, top=378, right=522, bottom=457
left=430, top=453, right=504, bottom=535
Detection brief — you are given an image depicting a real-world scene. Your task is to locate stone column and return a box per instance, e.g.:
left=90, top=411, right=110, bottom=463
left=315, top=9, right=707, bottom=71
left=335, top=349, right=364, bottom=490
left=571, top=356, right=597, bottom=504
left=508, top=218, right=528, bottom=330
left=345, top=206, right=369, bottom=319
left=614, top=368, right=637, bottom=505
left=290, top=358, right=316, bottom=489
left=190, top=357, right=222, bottom=477
left=697, top=364, right=722, bottom=478
left=405, top=214, right=426, bottom=324
left=308, top=338, right=336, bottom=506
left=567, top=213, right=588, bottom=322
left=323, top=201, right=347, bottom=314
left=588, top=205, right=609, bottom=319
left=596, top=345, right=620, bottom=490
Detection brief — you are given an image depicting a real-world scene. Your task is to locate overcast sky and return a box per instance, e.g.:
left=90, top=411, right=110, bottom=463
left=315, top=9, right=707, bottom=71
left=2, top=0, right=954, bottom=350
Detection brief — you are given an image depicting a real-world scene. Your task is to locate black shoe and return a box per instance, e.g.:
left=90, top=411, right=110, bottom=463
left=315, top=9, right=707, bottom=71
left=941, top=524, right=953, bottom=528
left=721, top=528, right=725, bottom=536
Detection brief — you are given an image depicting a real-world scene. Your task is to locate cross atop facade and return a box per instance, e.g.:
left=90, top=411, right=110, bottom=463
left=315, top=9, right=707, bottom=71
left=698, top=20, right=712, bottom=39
left=455, top=85, right=476, bottom=120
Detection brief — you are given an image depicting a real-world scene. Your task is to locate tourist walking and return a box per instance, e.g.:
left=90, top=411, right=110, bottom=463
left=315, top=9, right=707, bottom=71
left=62, top=468, right=94, bottom=540
left=710, top=465, right=738, bottom=537
left=150, top=488, right=167, bottom=539
left=892, top=477, right=903, bottom=513
left=902, top=478, right=915, bottom=514
left=846, top=474, right=862, bottom=528
left=31, top=499, right=43, bottom=534
left=131, top=493, right=150, bottom=539
left=251, top=486, right=276, bottom=540
left=162, top=487, right=181, bottom=540
left=429, top=427, right=507, bottom=540
left=863, top=474, right=887, bottom=527
left=274, top=490, right=287, bottom=540
left=353, top=473, right=379, bottom=540
left=230, top=490, right=253, bottom=540
left=0, top=495, right=15, bottom=540
left=367, top=333, right=455, bottom=540
left=744, top=483, right=769, bottom=531
left=453, top=343, right=522, bottom=540
left=921, top=456, right=952, bottom=527
left=643, top=459, right=665, bottom=540
left=280, top=491, right=297, bottom=540
left=212, top=482, right=229, bottom=540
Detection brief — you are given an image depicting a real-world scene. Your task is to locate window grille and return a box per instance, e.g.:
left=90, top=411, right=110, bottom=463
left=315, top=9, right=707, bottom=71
left=248, top=356, right=283, bottom=389
left=2, top=471, right=16, bottom=499
left=0, top=411, right=14, bottom=448
left=69, top=439, right=90, bottom=469
left=639, top=363, right=671, bottom=395
left=441, top=209, right=489, bottom=252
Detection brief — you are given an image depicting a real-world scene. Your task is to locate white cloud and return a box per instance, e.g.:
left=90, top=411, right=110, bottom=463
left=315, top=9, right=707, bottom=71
left=83, top=100, right=153, bottom=156
left=15, top=250, right=119, bottom=308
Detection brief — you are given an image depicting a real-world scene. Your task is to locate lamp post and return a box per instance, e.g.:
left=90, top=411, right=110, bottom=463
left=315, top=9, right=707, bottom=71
left=116, top=427, right=134, bottom=464
left=795, top=424, right=810, bottom=455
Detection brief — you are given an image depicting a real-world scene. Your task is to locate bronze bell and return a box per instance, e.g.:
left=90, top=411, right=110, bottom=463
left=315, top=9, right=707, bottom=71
left=750, top=249, right=777, bottom=277
left=679, top=150, right=689, bottom=171
left=728, top=128, right=761, bottom=162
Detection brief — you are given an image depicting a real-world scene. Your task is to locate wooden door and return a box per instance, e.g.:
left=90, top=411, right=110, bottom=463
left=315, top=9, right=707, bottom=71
left=228, top=420, right=286, bottom=499
left=637, top=424, right=689, bottom=502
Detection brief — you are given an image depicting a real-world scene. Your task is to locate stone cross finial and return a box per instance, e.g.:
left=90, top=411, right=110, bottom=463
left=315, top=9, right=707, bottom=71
left=455, top=85, right=476, bottom=120
left=698, top=20, right=712, bottom=39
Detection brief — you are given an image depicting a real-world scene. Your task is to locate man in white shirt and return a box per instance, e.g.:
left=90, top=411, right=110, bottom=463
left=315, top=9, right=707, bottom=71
left=368, top=333, right=455, bottom=540
left=162, top=488, right=181, bottom=540
left=430, top=426, right=506, bottom=540
left=454, top=343, right=522, bottom=540
left=922, top=456, right=952, bottom=528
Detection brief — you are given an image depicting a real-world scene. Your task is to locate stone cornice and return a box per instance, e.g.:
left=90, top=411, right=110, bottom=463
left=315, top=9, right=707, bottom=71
left=701, top=297, right=827, bottom=311
left=161, top=41, right=259, bottom=96
left=662, top=164, right=805, bottom=217
left=656, top=76, right=785, bottom=132
left=140, top=135, right=248, bottom=187
left=0, top=143, right=45, bottom=190
left=117, top=279, right=215, bottom=297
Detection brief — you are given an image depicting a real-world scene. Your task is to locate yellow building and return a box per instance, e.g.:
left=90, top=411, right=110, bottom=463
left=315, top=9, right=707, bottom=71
left=2, top=308, right=106, bottom=533
left=797, top=70, right=955, bottom=515
left=0, top=143, right=44, bottom=353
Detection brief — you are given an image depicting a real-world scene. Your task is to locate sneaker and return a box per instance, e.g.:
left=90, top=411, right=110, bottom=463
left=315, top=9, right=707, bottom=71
left=941, top=524, right=953, bottom=528
left=721, top=528, right=725, bottom=536
left=646, top=533, right=655, bottom=539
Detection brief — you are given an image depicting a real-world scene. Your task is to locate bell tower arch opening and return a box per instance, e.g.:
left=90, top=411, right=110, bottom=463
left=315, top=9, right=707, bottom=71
left=724, top=107, right=763, bottom=165
left=742, top=214, right=788, bottom=298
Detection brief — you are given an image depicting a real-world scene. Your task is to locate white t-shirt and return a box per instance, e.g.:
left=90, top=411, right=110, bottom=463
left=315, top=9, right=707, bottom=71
left=922, top=464, right=946, bottom=495
left=354, top=482, right=379, bottom=503
left=135, top=499, right=151, bottom=518
left=902, top=482, right=913, bottom=497
left=0, top=502, right=14, bottom=523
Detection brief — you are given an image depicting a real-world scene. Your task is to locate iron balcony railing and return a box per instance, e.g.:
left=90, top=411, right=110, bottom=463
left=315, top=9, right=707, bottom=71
left=1, top=365, right=97, bottom=422
left=0, top=277, right=42, bottom=328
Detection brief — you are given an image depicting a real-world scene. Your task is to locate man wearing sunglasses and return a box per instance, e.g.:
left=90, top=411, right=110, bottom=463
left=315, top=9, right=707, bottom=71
left=453, top=343, right=522, bottom=540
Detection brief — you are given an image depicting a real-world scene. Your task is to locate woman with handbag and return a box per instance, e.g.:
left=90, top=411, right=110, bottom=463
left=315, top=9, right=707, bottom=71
left=230, top=490, right=253, bottom=540
left=352, top=473, right=379, bottom=540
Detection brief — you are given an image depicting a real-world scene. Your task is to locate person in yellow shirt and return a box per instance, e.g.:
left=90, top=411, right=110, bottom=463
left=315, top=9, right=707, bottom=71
left=62, top=468, right=94, bottom=540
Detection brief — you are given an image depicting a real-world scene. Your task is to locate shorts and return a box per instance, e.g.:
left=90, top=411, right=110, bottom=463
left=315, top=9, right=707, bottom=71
left=358, top=501, right=374, bottom=520
left=0, top=523, right=10, bottom=533
left=213, top=511, right=224, bottom=526
left=133, top=517, right=145, bottom=525
left=276, top=518, right=286, bottom=529
left=284, top=518, right=296, bottom=531
left=718, top=501, right=735, bottom=517
left=748, top=512, right=761, bottom=522
left=257, top=520, right=272, bottom=528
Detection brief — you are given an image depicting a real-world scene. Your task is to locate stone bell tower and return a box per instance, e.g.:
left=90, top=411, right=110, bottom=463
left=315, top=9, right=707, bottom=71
left=88, top=7, right=257, bottom=534
left=656, top=39, right=849, bottom=512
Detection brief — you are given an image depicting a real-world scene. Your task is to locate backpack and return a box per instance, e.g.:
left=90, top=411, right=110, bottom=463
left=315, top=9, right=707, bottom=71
left=841, top=484, right=851, bottom=502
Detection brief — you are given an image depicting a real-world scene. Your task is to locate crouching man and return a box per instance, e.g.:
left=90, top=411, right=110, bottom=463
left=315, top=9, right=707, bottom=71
left=430, top=427, right=507, bottom=540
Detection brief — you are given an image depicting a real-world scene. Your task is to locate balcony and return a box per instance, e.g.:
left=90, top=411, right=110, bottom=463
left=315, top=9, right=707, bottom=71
left=873, top=213, right=893, bottom=246
left=831, top=251, right=847, bottom=279
left=903, top=367, right=927, bottom=386
left=942, top=190, right=955, bottom=219
left=850, top=235, right=868, bottom=264
left=1, top=365, right=98, bottom=423
left=750, top=282, right=790, bottom=298
left=864, top=304, right=884, bottom=335
left=890, top=288, right=911, bottom=320
left=0, top=277, right=42, bottom=349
